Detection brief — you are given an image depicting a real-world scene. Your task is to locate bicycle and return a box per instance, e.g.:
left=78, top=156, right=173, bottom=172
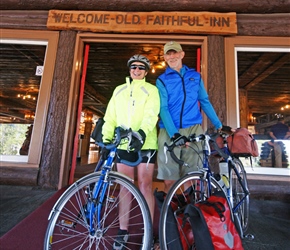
left=44, top=127, right=153, bottom=250
left=159, top=129, right=251, bottom=249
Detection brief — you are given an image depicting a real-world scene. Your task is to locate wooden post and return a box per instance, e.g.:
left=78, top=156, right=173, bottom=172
left=239, top=88, right=249, bottom=128
left=84, top=113, right=93, bottom=155
left=38, top=30, right=77, bottom=189
left=207, top=35, right=227, bottom=126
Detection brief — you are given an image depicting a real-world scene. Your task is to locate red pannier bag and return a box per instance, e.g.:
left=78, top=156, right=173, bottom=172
left=174, top=205, right=194, bottom=249
left=227, top=128, right=259, bottom=157
left=155, top=189, right=194, bottom=250
left=184, top=191, right=244, bottom=250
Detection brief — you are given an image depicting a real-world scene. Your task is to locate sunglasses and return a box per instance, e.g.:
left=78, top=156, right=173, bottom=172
left=130, top=64, right=146, bottom=70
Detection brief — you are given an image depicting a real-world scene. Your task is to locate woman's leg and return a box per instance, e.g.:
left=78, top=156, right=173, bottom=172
left=137, top=162, right=155, bottom=222
left=116, top=163, right=134, bottom=230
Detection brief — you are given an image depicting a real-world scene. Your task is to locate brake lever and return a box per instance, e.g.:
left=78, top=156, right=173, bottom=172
left=164, top=143, right=169, bottom=164
left=127, top=130, right=133, bottom=152
left=164, top=142, right=189, bottom=167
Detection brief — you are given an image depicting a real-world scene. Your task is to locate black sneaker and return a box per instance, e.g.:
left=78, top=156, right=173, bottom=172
left=112, top=229, right=129, bottom=250
left=152, top=237, right=159, bottom=250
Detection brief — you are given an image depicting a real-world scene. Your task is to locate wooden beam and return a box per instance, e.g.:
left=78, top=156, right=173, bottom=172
left=238, top=53, right=281, bottom=88
left=83, top=106, right=105, bottom=117
left=239, top=89, right=249, bottom=128
left=0, top=167, right=38, bottom=186
left=0, top=10, right=48, bottom=30
left=245, top=54, right=290, bottom=90
left=46, top=10, right=237, bottom=35
left=237, top=13, right=290, bottom=36
left=84, top=83, right=108, bottom=104
left=255, top=116, right=290, bottom=130
left=0, top=0, right=289, bottom=14
left=1, top=11, right=290, bottom=37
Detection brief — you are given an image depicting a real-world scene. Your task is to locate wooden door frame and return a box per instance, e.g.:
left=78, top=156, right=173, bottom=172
left=59, top=33, right=208, bottom=188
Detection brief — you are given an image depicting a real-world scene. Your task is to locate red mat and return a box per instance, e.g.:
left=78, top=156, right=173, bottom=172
left=0, top=188, right=66, bottom=250
left=0, top=187, right=160, bottom=250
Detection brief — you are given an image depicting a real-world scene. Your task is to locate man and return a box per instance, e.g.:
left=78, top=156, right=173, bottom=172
left=156, top=41, right=222, bottom=192
left=269, top=117, right=290, bottom=167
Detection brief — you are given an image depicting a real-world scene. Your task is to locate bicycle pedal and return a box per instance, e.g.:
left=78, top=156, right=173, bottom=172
left=107, top=195, right=116, bottom=202
left=60, top=219, right=74, bottom=228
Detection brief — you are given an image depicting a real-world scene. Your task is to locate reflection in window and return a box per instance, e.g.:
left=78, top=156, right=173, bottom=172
left=0, top=44, right=45, bottom=157
left=237, top=50, right=290, bottom=169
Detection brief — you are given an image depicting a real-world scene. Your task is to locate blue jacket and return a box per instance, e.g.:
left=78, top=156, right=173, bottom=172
left=156, top=65, right=222, bottom=137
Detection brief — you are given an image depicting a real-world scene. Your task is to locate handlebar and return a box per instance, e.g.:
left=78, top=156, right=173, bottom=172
left=164, top=130, right=231, bottom=167
left=164, top=134, right=207, bottom=167
left=97, top=126, right=142, bottom=167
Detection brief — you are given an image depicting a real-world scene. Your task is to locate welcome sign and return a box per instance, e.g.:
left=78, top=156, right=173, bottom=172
left=47, top=10, right=237, bottom=35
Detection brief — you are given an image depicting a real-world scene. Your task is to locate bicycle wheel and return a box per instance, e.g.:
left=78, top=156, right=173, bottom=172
left=229, top=158, right=250, bottom=235
left=159, top=171, right=225, bottom=250
left=44, top=172, right=152, bottom=250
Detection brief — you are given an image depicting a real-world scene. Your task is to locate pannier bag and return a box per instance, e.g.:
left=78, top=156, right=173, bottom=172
left=227, top=128, right=259, bottom=157
left=210, top=134, right=226, bottom=156
left=154, top=189, right=194, bottom=250
left=184, top=191, right=244, bottom=250
left=91, top=117, right=104, bottom=143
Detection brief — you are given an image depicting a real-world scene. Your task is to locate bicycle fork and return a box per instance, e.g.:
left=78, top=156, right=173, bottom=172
left=86, top=150, right=117, bottom=235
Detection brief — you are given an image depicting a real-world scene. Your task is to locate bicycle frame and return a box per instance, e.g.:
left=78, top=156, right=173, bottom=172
left=200, top=135, right=215, bottom=198
left=83, top=127, right=143, bottom=236
left=166, top=132, right=250, bottom=234
left=228, top=158, right=249, bottom=213
left=44, top=126, right=153, bottom=250
left=213, top=142, right=250, bottom=214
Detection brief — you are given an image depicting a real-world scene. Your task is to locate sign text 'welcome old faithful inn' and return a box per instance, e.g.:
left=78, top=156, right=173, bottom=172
left=47, top=10, right=237, bottom=35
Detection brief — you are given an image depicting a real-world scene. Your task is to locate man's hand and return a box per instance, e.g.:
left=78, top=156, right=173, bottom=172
left=129, top=129, right=146, bottom=152
left=219, top=125, right=235, bottom=134
left=171, top=133, right=187, bottom=146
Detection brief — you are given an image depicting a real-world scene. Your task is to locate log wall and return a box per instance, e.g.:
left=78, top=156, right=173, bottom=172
left=1, top=11, right=290, bottom=37
left=0, top=167, right=38, bottom=186
left=0, top=4, right=289, bottom=187
left=0, top=0, right=289, bottom=13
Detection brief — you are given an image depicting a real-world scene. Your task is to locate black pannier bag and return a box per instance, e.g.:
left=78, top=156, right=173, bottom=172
left=91, top=117, right=104, bottom=143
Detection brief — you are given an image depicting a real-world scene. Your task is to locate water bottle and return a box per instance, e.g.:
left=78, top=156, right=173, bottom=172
left=219, top=161, right=228, bottom=177
left=219, top=161, right=229, bottom=189
left=214, top=173, right=227, bottom=194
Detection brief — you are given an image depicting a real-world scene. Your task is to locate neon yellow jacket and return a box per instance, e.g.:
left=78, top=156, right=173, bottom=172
left=102, top=76, right=160, bottom=150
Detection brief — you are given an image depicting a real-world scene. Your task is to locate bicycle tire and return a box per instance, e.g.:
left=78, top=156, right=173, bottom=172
left=44, top=172, right=152, bottom=250
left=159, top=171, right=226, bottom=250
left=229, top=158, right=250, bottom=235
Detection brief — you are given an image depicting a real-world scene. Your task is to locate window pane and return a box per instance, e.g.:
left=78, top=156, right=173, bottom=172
left=0, top=44, right=46, bottom=158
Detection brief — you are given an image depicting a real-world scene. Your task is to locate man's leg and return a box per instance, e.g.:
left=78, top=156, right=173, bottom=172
left=273, top=142, right=282, bottom=167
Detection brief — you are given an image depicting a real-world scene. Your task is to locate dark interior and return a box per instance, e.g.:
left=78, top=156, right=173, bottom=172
left=0, top=42, right=289, bottom=127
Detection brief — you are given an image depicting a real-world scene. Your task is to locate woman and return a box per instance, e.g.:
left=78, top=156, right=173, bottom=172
left=102, top=54, right=160, bottom=250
